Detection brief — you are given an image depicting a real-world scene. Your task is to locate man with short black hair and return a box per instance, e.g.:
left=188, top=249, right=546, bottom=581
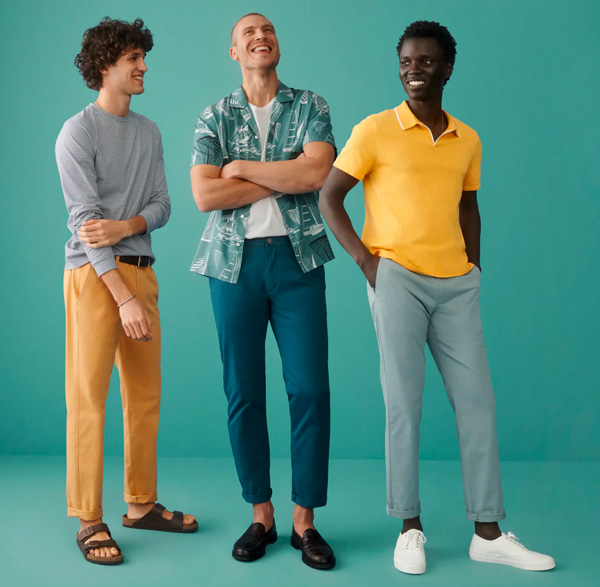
left=191, top=12, right=336, bottom=570
left=320, top=20, right=554, bottom=575
left=56, top=17, right=196, bottom=566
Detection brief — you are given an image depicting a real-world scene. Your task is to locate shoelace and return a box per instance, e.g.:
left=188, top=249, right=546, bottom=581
left=404, top=530, right=427, bottom=550
left=505, top=532, right=526, bottom=549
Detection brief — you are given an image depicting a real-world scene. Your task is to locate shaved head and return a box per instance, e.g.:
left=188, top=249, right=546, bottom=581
left=230, top=12, right=272, bottom=45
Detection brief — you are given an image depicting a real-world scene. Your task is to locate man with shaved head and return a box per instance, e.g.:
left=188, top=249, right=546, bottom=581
left=190, top=13, right=336, bottom=570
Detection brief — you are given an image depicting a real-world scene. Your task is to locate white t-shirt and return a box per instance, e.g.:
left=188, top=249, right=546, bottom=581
left=244, top=99, right=288, bottom=239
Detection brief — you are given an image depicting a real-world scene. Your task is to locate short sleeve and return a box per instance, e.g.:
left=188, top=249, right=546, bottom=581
left=303, top=93, right=336, bottom=150
left=333, top=116, right=377, bottom=181
left=463, top=136, right=482, bottom=191
left=191, top=105, right=223, bottom=168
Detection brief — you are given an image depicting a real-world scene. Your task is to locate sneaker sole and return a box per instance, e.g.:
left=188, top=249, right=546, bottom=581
left=469, top=551, right=555, bottom=571
left=394, top=559, right=426, bottom=574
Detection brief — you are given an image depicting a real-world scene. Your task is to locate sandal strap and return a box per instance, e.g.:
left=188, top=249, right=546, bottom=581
left=83, top=538, right=120, bottom=552
left=77, top=523, right=111, bottom=541
left=171, top=511, right=184, bottom=528
left=153, top=503, right=166, bottom=515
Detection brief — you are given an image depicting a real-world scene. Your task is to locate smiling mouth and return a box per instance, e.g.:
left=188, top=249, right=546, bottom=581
left=407, top=79, right=426, bottom=87
left=251, top=45, right=271, bottom=53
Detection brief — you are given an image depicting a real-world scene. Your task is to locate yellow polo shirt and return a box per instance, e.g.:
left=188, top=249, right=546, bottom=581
left=334, top=101, right=482, bottom=277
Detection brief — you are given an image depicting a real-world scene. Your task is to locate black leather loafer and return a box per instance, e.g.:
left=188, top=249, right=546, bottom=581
left=232, top=521, right=277, bottom=562
left=291, top=527, right=336, bottom=570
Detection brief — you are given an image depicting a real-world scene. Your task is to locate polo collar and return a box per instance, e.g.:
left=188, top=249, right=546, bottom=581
left=230, top=81, right=295, bottom=109
left=394, top=100, right=460, bottom=137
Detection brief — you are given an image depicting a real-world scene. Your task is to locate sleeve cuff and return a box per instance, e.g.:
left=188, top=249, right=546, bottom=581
left=139, top=210, right=156, bottom=234
left=89, top=252, right=117, bottom=277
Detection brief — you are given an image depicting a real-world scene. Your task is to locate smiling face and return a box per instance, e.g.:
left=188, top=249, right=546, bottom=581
left=100, top=47, right=147, bottom=95
left=398, top=37, right=452, bottom=102
left=230, top=14, right=280, bottom=72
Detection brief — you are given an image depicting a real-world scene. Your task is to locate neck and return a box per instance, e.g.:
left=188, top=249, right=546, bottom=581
left=241, top=68, right=279, bottom=107
left=95, top=88, right=132, bottom=117
left=407, top=95, right=443, bottom=128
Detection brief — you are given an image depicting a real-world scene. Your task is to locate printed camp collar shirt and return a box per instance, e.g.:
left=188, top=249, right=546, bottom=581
left=190, top=82, right=336, bottom=284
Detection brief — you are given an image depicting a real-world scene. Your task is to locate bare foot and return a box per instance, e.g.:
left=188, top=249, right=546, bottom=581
left=292, top=504, right=316, bottom=535
left=127, top=502, right=196, bottom=526
left=80, top=518, right=119, bottom=559
left=252, top=501, right=274, bottom=532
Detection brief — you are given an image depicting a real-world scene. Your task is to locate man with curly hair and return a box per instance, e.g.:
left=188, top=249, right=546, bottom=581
left=190, top=13, right=336, bottom=570
left=56, top=17, right=196, bottom=566
left=320, top=20, right=555, bottom=574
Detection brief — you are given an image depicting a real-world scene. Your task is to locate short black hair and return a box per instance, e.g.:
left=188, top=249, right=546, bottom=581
left=75, top=17, right=153, bottom=90
left=396, top=20, right=457, bottom=66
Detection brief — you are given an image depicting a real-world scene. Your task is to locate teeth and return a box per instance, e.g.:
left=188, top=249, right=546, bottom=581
left=408, top=80, right=425, bottom=86
left=253, top=46, right=269, bottom=52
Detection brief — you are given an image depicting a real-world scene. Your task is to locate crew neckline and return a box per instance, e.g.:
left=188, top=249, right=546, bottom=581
left=89, top=102, right=131, bottom=122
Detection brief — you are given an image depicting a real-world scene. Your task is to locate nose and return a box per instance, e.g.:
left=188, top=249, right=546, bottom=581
left=139, top=58, right=148, bottom=73
left=408, top=60, right=422, bottom=75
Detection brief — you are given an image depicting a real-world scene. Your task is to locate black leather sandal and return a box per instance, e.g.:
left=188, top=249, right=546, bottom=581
left=76, top=523, right=124, bottom=565
left=122, top=502, right=198, bottom=533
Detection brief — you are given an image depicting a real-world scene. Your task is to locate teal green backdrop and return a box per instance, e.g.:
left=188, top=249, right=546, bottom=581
left=1, top=0, right=598, bottom=461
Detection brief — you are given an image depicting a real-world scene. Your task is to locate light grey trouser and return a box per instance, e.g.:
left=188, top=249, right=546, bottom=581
left=368, top=259, right=506, bottom=522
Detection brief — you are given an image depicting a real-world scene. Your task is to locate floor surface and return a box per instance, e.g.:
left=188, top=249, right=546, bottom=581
left=0, top=457, right=597, bottom=586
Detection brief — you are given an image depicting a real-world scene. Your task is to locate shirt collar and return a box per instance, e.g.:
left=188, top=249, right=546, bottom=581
left=230, top=81, right=294, bottom=109
left=394, top=100, right=460, bottom=137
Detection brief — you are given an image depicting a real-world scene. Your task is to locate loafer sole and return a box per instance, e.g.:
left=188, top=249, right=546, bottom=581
left=232, top=533, right=277, bottom=562
left=291, top=534, right=336, bottom=570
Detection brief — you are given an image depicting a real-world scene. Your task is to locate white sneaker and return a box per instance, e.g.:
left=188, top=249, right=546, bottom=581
left=394, top=529, right=427, bottom=574
left=469, top=532, right=555, bottom=571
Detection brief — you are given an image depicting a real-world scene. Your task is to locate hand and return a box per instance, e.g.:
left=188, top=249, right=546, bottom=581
left=360, top=254, right=381, bottom=289
left=220, top=161, right=240, bottom=180
left=79, top=219, right=128, bottom=248
left=118, top=297, right=153, bottom=342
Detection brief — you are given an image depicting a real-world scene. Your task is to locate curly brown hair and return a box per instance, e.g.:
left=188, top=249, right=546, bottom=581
left=75, top=17, right=153, bottom=91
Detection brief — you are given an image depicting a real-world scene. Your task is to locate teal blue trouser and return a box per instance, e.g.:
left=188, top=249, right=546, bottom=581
left=209, top=237, right=330, bottom=508
left=368, top=259, right=506, bottom=522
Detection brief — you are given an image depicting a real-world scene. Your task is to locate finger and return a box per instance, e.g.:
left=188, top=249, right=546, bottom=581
left=83, top=218, right=99, bottom=226
left=132, top=322, right=145, bottom=340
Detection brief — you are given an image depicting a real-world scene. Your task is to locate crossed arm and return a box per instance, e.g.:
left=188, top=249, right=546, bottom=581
left=191, top=141, right=335, bottom=212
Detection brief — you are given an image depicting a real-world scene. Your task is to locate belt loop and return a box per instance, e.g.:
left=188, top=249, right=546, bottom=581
left=138, top=256, right=141, bottom=268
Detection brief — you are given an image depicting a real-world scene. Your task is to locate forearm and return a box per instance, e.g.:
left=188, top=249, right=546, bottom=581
left=122, top=215, right=147, bottom=236
left=100, top=268, right=133, bottom=304
left=231, top=158, right=328, bottom=194
left=319, top=192, right=371, bottom=268
left=459, top=208, right=481, bottom=269
left=192, top=175, right=272, bottom=213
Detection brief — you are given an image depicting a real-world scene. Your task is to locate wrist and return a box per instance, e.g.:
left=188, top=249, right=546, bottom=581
left=355, top=249, right=373, bottom=270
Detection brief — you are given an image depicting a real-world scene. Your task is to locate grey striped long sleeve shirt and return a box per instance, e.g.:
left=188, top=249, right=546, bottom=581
left=56, top=103, right=170, bottom=276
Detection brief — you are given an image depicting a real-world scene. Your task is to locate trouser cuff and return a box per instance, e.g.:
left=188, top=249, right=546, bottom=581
left=386, top=504, right=421, bottom=519
left=242, top=489, right=273, bottom=504
left=292, top=493, right=327, bottom=509
left=466, top=509, right=507, bottom=522
left=124, top=491, right=158, bottom=504
left=67, top=506, right=103, bottom=520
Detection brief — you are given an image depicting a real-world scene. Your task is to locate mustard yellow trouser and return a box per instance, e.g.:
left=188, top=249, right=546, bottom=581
left=64, top=261, right=161, bottom=520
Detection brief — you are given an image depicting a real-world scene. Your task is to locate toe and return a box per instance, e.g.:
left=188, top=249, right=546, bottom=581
left=184, top=514, right=196, bottom=525
left=111, top=547, right=119, bottom=556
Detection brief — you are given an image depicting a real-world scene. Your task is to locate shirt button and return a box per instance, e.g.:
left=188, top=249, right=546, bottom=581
left=236, top=243, right=240, bottom=247
left=267, top=238, right=273, bottom=244
left=255, top=135, right=258, bottom=139
left=240, top=214, right=245, bottom=218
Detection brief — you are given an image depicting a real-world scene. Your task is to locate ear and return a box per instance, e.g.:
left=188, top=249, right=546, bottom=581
left=445, top=62, right=453, bottom=82
left=229, top=46, right=238, bottom=62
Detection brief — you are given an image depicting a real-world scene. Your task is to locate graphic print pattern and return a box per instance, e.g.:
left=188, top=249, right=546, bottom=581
left=190, top=83, right=336, bottom=283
